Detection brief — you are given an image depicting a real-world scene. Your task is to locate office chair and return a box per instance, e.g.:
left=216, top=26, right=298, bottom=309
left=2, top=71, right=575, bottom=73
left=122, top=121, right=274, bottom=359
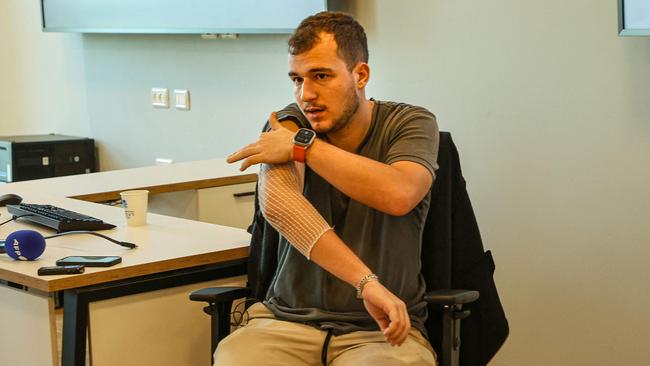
left=190, top=132, right=508, bottom=366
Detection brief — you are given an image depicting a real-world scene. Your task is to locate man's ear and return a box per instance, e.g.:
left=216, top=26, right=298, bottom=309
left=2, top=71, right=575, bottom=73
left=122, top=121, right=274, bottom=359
left=353, top=62, right=370, bottom=89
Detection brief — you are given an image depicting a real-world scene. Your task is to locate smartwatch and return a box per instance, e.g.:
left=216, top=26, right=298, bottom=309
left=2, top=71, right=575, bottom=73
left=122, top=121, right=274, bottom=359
left=293, top=128, right=316, bottom=163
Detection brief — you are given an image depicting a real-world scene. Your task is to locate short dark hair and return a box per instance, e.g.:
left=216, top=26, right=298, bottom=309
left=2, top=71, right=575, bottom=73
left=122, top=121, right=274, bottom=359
left=288, top=11, right=368, bottom=70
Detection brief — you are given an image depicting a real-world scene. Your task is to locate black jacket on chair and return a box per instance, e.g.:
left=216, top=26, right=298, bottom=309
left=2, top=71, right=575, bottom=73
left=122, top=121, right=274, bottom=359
left=246, top=132, right=508, bottom=366
left=422, top=132, right=509, bottom=365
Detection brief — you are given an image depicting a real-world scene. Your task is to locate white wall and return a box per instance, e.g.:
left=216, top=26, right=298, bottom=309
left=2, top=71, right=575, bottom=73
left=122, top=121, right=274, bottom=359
left=2, top=0, right=650, bottom=365
left=81, top=33, right=293, bottom=170
left=0, top=0, right=89, bottom=137
left=352, top=1, right=650, bottom=365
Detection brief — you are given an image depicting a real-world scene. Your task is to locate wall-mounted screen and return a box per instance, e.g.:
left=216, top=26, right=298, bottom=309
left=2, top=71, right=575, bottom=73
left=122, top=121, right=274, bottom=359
left=619, top=0, right=650, bottom=36
left=41, top=0, right=327, bottom=34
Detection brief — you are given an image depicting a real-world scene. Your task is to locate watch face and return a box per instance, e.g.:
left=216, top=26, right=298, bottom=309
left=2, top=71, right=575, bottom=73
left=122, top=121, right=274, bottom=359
left=294, top=129, right=316, bottom=145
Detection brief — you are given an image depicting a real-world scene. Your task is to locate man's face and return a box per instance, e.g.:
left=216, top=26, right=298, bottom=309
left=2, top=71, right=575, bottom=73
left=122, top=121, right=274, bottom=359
left=288, top=33, right=361, bottom=134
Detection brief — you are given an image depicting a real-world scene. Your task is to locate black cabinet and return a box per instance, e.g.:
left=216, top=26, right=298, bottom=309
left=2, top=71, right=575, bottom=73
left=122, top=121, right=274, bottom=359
left=0, top=134, right=96, bottom=182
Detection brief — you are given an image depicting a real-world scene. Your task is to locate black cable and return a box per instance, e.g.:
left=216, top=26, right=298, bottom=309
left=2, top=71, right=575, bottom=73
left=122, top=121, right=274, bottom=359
left=0, top=215, right=35, bottom=247
left=43, top=231, right=138, bottom=249
left=0, top=215, right=34, bottom=248
left=7, top=215, right=135, bottom=248
left=321, top=329, right=333, bottom=366
left=1, top=214, right=136, bottom=249
left=230, top=298, right=263, bottom=327
left=230, top=299, right=248, bottom=327
left=0, top=214, right=34, bottom=227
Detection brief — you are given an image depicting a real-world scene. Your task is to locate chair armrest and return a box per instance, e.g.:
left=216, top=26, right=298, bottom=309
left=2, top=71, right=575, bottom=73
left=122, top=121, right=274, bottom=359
left=189, top=286, right=252, bottom=362
left=424, top=289, right=479, bottom=305
left=189, top=286, right=251, bottom=304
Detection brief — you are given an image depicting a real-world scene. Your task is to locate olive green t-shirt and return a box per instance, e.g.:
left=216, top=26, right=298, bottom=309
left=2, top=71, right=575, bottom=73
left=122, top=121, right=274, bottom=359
left=266, top=100, right=439, bottom=336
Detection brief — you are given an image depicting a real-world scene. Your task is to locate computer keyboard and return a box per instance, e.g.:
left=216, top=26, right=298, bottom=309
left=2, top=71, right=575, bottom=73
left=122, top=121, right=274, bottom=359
left=6, top=203, right=116, bottom=232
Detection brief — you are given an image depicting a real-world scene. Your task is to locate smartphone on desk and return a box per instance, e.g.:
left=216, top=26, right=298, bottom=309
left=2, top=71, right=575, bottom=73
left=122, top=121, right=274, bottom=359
left=38, top=265, right=85, bottom=276
left=56, top=255, right=122, bottom=267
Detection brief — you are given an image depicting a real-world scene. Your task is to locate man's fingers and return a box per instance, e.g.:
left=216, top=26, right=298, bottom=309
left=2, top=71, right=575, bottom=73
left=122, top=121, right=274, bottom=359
left=240, top=155, right=263, bottom=171
left=383, top=303, right=409, bottom=346
left=394, top=316, right=410, bottom=346
left=383, top=307, right=400, bottom=340
left=226, top=152, right=240, bottom=163
left=361, top=284, right=411, bottom=346
left=227, top=143, right=259, bottom=163
left=240, top=159, right=253, bottom=171
left=268, top=112, right=281, bottom=130
left=397, top=306, right=409, bottom=343
left=388, top=326, right=407, bottom=346
left=394, top=306, right=410, bottom=346
left=376, top=317, right=390, bottom=333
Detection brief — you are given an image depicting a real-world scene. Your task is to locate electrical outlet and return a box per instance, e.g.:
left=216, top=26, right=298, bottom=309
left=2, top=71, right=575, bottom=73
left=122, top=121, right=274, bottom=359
left=151, top=88, right=169, bottom=108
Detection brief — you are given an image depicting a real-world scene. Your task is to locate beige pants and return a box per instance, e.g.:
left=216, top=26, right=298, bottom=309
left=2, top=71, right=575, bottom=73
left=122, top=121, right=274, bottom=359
left=214, top=303, right=437, bottom=366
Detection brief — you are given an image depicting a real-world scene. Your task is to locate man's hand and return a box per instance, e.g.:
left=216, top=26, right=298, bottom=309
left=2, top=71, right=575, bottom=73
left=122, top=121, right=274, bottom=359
left=361, top=281, right=411, bottom=346
left=227, top=112, right=297, bottom=171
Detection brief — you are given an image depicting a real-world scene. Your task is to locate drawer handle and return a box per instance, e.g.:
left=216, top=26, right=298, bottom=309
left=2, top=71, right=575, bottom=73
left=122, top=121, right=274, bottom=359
left=233, top=191, right=255, bottom=198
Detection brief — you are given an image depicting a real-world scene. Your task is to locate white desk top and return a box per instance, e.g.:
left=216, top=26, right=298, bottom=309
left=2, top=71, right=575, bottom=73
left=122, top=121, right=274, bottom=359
left=2, top=158, right=257, bottom=202
left=0, top=191, right=250, bottom=292
left=0, top=159, right=255, bottom=292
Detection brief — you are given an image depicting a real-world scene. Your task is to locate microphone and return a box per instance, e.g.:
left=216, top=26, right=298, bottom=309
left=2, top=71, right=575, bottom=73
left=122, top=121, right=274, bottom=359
left=2, top=230, right=46, bottom=260
left=0, top=230, right=137, bottom=261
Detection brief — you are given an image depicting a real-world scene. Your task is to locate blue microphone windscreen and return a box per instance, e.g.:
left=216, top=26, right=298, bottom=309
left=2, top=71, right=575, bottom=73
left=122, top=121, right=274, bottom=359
left=5, top=230, right=46, bottom=260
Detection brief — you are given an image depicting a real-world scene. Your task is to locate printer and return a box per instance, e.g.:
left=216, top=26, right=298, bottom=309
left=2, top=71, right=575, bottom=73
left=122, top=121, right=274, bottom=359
left=0, top=134, right=96, bottom=182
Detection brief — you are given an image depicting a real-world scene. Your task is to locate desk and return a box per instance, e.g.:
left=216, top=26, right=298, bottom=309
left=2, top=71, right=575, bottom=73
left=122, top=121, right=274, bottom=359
left=5, top=158, right=257, bottom=202
left=0, top=161, right=256, bottom=366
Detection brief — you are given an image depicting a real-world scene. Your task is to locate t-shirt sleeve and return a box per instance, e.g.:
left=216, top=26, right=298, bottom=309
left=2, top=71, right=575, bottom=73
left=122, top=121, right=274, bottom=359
left=384, top=106, right=440, bottom=179
left=265, top=103, right=310, bottom=131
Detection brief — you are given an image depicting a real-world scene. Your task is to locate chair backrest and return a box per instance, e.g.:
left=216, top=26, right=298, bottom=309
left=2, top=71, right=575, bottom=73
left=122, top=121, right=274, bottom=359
left=245, top=131, right=508, bottom=366
left=421, top=132, right=509, bottom=366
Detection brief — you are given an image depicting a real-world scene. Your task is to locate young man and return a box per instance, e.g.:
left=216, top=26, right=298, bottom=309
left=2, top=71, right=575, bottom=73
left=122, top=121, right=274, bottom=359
left=224, top=11, right=439, bottom=365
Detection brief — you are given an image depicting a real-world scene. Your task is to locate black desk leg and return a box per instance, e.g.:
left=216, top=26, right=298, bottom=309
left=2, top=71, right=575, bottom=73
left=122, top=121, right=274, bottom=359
left=61, top=289, right=88, bottom=366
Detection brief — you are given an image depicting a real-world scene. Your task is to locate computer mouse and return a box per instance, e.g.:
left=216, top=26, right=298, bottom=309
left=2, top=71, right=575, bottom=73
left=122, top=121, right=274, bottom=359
left=0, top=193, right=23, bottom=207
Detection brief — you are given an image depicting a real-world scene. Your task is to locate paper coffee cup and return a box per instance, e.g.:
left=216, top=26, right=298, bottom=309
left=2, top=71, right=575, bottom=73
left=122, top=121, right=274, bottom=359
left=120, top=190, right=149, bottom=226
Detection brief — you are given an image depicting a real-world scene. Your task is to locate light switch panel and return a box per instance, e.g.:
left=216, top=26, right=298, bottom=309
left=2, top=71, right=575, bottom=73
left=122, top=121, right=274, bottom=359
left=174, top=89, right=191, bottom=110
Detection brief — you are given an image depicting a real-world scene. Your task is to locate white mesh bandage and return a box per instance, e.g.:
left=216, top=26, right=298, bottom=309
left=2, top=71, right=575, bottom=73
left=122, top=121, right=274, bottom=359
left=257, top=162, right=331, bottom=259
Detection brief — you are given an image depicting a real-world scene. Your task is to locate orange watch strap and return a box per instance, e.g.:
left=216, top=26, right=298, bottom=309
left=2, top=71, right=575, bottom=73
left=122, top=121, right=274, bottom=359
left=293, top=145, right=306, bottom=163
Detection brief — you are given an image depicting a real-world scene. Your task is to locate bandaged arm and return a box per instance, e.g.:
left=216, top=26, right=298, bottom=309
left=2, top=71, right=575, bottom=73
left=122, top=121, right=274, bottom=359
left=258, top=162, right=330, bottom=258
left=258, top=162, right=373, bottom=287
